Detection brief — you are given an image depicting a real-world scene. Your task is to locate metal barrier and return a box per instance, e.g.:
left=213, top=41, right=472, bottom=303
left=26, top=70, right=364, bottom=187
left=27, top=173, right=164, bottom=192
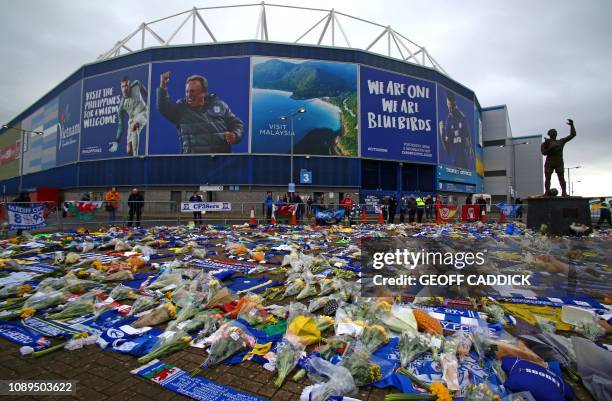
left=0, top=200, right=532, bottom=234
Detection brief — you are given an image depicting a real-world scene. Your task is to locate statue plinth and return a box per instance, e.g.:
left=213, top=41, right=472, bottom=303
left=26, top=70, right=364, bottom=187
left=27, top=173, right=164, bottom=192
left=527, top=196, right=591, bottom=235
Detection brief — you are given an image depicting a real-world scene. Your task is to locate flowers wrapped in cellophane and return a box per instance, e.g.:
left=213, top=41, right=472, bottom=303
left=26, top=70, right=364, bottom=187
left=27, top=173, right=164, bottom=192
left=301, top=357, right=356, bottom=401
left=128, top=296, right=157, bottom=317
left=274, top=336, right=305, bottom=387
left=340, top=350, right=384, bottom=387
left=137, top=330, right=192, bottom=364
left=197, top=321, right=255, bottom=370
left=360, top=324, right=389, bottom=353
left=132, top=303, right=176, bottom=328
left=46, top=292, right=95, bottom=320
left=399, top=331, right=429, bottom=368
left=463, top=382, right=502, bottom=401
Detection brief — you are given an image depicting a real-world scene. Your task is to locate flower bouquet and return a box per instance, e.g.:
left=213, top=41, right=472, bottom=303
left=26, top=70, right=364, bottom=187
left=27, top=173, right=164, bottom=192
left=194, top=322, right=255, bottom=373
left=341, top=350, right=383, bottom=387
left=319, top=278, right=336, bottom=296
left=360, top=324, right=389, bottom=353
left=296, top=280, right=318, bottom=300
left=426, top=333, right=444, bottom=361
left=46, top=293, right=95, bottom=320
left=308, top=295, right=332, bottom=313
left=301, top=357, right=356, bottom=401
left=137, top=330, right=192, bottom=364
left=399, top=331, right=429, bottom=368
left=380, top=304, right=418, bottom=334
left=274, top=338, right=305, bottom=387
left=464, top=382, right=501, bottom=401
left=166, top=302, right=199, bottom=331
left=23, top=289, right=67, bottom=312
left=128, top=296, right=157, bottom=316
left=132, top=303, right=176, bottom=328
left=439, top=336, right=460, bottom=391
left=283, top=278, right=305, bottom=298
left=108, top=284, right=134, bottom=301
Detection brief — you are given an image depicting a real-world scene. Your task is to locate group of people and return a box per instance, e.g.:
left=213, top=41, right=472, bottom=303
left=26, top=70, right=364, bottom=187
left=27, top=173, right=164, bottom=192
left=263, top=192, right=310, bottom=224
left=381, top=194, right=435, bottom=224
left=103, top=187, right=144, bottom=227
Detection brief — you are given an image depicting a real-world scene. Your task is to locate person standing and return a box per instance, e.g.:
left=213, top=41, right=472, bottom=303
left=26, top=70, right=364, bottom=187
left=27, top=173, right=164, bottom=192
left=465, top=194, right=473, bottom=205
left=416, top=194, right=426, bottom=223
left=408, top=194, right=417, bottom=223
left=294, top=192, right=304, bottom=224
left=425, top=195, right=434, bottom=220
left=264, top=192, right=273, bottom=223
left=306, top=195, right=313, bottom=217
left=127, top=188, right=144, bottom=227
left=476, top=195, right=487, bottom=218
left=515, top=197, right=523, bottom=220
left=189, top=191, right=203, bottom=225
left=105, top=187, right=121, bottom=223
left=399, top=194, right=408, bottom=223
left=340, top=194, right=355, bottom=225
left=388, top=195, right=398, bottom=223
left=596, top=197, right=611, bottom=228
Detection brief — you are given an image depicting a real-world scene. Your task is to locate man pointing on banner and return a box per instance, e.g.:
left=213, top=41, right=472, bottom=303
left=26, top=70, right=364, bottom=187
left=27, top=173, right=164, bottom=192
left=156, top=71, right=244, bottom=153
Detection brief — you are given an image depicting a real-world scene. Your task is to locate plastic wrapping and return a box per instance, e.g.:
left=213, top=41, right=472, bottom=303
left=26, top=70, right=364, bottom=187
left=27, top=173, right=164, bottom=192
left=274, top=339, right=306, bottom=387
left=108, top=284, right=133, bottom=301
left=399, top=331, right=429, bottom=368
left=199, top=321, right=255, bottom=369
left=302, top=356, right=356, bottom=401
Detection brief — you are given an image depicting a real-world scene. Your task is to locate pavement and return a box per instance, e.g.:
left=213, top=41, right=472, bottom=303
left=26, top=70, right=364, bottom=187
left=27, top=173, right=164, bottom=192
left=0, top=338, right=393, bottom=401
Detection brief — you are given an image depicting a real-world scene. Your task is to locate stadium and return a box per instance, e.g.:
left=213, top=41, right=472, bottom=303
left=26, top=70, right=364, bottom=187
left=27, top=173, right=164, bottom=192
left=0, top=3, right=487, bottom=212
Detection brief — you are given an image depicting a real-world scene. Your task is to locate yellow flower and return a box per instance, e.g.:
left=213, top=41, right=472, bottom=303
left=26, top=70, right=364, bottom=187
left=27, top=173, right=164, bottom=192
left=165, top=291, right=174, bottom=301
left=371, top=325, right=389, bottom=344
left=377, top=301, right=392, bottom=312
left=430, top=382, right=452, bottom=401
left=20, top=308, right=36, bottom=318
left=18, top=284, right=32, bottom=296
left=166, top=303, right=177, bottom=318
left=368, top=363, right=382, bottom=382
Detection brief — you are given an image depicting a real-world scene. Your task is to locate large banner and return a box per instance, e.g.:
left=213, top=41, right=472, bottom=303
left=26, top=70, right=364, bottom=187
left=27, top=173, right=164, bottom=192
left=80, top=64, right=149, bottom=160
left=360, top=66, right=437, bottom=163
left=56, top=81, right=82, bottom=165
left=149, top=57, right=250, bottom=155
left=251, top=57, right=358, bottom=156
left=437, top=85, right=476, bottom=171
left=6, top=203, right=47, bottom=230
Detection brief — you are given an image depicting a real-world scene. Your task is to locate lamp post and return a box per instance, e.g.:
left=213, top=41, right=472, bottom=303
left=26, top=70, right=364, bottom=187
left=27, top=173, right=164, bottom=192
left=566, top=166, right=581, bottom=197
left=499, top=140, right=530, bottom=204
left=2, top=125, right=44, bottom=192
left=280, top=107, right=306, bottom=192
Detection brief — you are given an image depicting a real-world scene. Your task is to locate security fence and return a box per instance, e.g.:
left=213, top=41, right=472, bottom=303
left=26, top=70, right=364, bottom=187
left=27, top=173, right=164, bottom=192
left=0, top=200, right=540, bottom=235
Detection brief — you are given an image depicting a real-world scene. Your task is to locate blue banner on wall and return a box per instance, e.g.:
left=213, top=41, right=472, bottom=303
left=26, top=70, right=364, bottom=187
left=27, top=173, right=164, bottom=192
left=360, top=66, right=437, bottom=163
left=149, top=57, right=250, bottom=155
left=80, top=64, right=149, bottom=160
left=437, top=85, right=476, bottom=171
left=57, top=81, right=82, bottom=166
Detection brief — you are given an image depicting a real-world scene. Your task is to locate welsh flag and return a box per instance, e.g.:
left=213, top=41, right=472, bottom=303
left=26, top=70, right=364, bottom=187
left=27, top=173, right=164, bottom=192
left=437, top=205, right=458, bottom=222
left=66, top=201, right=104, bottom=220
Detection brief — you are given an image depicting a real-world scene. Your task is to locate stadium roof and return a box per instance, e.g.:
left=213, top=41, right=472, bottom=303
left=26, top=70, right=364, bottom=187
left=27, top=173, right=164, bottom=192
left=98, top=2, right=448, bottom=76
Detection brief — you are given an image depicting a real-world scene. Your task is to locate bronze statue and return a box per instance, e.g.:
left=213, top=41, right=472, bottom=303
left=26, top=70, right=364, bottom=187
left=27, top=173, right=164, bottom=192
left=541, top=119, right=576, bottom=196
